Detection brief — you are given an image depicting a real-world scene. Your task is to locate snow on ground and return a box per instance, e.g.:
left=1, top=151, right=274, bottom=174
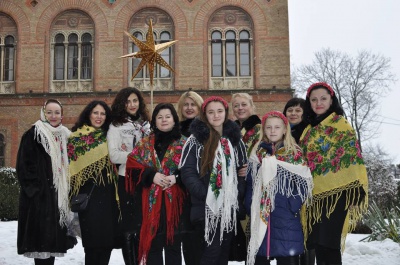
left=1, top=221, right=399, bottom=265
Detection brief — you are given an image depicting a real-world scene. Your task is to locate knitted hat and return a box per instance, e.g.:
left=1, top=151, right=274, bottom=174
left=306, top=82, right=335, bottom=97
left=201, top=96, right=229, bottom=112
left=261, top=111, right=288, bottom=127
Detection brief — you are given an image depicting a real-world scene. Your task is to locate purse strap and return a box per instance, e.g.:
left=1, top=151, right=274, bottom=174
left=87, top=182, right=96, bottom=198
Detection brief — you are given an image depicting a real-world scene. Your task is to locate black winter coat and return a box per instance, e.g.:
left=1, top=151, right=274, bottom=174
left=77, top=168, right=119, bottom=249
left=16, top=126, right=69, bottom=255
left=180, top=119, right=247, bottom=224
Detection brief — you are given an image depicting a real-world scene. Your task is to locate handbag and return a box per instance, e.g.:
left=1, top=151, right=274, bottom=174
left=70, top=183, right=95, bottom=213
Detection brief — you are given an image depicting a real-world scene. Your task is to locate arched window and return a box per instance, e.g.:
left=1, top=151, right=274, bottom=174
left=132, top=32, right=144, bottom=78
left=54, top=34, right=65, bottom=80
left=81, top=33, right=92, bottom=79
left=3, top=36, right=15, bottom=81
left=239, top=30, right=250, bottom=76
left=160, top=31, right=171, bottom=78
left=0, top=13, right=17, bottom=94
left=128, top=8, right=175, bottom=90
left=50, top=10, right=94, bottom=92
left=211, top=31, right=222, bottom=77
left=225, top=30, right=236, bottom=76
left=208, top=7, right=254, bottom=90
left=67, top=34, right=78, bottom=80
left=0, top=134, right=4, bottom=167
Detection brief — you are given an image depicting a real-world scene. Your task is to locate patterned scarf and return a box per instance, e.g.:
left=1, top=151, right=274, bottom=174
left=126, top=134, right=186, bottom=265
left=205, top=136, right=239, bottom=245
left=242, top=123, right=262, bottom=157
left=300, top=113, right=368, bottom=249
left=68, top=125, right=117, bottom=196
left=33, top=110, right=71, bottom=226
left=247, top=147, right=313, bottom=265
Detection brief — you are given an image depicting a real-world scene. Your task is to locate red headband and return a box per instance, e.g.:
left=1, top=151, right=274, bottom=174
left=306, top=82, right=335, bottom=97
left=261, top=111, right=288, bottom=127
left=202, top=96, right=229, bottom=112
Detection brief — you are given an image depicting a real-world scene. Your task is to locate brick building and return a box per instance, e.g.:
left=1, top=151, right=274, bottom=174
left=0, top=0, right=292, bottom=167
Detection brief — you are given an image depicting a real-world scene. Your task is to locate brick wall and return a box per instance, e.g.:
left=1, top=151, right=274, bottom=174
left=0, top=0, right=292, bottom=167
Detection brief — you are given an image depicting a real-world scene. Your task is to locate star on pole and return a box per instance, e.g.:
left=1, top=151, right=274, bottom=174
left=120, top=19, right=177, bottom=87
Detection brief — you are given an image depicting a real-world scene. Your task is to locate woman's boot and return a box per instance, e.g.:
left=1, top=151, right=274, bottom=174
left=122, top=232, right=138, bottom=265
left=301, top=249, right=316, bottom=265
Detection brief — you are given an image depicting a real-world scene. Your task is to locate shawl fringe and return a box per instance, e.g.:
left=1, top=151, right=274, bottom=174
left=34, top=120, right=70, bottom=227
left=300, top=113, right=368, bottom=251
left=247, top=156, right=313, bottom=265
left=126, top=134, right=186, bottom=265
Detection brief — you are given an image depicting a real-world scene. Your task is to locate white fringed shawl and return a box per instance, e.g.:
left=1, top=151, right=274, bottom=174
left=247, top=155, right=313, bottom=265
left=33, top=116, right=71, bottom=226
left=179, top=135, right=240, bottom=245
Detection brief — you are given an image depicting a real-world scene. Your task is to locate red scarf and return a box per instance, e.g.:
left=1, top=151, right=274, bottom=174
left=126, top=134, right=186, bottom=264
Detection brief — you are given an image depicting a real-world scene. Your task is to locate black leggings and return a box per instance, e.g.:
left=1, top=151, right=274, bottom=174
left=85, top=247, right=113, bottom=265
left=146, top=235, right=182, bottom=265
left=34, top=257, right=55, bottom=265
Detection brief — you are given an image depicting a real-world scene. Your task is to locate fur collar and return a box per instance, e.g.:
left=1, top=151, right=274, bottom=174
left=190, top=118, right=242, bottom=147
left=238, top=115, right=261, bottom=131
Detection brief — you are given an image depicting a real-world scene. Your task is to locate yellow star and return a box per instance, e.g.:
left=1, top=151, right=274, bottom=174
left=121, top=19, right=177, bottom=86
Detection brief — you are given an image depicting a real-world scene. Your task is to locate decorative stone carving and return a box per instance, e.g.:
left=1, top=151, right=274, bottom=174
left=225, top=13, right=237, bottom=25
left=68, top=17, right=78, bottom=28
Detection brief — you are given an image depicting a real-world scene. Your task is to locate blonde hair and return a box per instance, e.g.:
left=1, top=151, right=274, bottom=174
left=251, top=114, right=300, bottom=157
left=177, top=91, right=204, bottom=121
left=231, top=93, right=256, bottom=113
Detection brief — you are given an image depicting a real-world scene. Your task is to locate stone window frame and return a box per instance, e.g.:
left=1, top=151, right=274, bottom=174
left=0, top=133, right=4, bottom=167
left=127, top=8, right=175, bottom=91
left=0, top=12, right=17, bottom=94
left=49, top=30, right=94, bottom=93
left=208, top=26, right=253, bottom=90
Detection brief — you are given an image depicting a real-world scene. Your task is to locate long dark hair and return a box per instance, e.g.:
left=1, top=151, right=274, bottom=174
left=198, top=97, right=229, bottom=176
left=71, top=100, right=112, bottom=133
left=150, top=103, right=181, bottom=140
left=304, top=85, right=344, bottom=124
left=110, top=87, right=150, bottom=126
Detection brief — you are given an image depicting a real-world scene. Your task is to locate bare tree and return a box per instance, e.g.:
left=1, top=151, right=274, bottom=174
left=292, top=48, right=396, bottom=151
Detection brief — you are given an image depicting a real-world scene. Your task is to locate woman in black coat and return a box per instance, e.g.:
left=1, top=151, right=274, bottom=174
left=68, top=101, right=119, bottom=265
left=16, top=99, right=72, bottom=265
left=180, top=96, right=247, bottom=265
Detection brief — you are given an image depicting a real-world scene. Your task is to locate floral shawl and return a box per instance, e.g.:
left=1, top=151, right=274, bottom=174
left=300, top=113, right=368, bottom=249
left=239, top=115, right=262, bottom=157
left=126, top=133, right=186, bottom=264
left=34, top=116, right=71, bottom=226
left=247, top=144, right=313, bottom=265
left=205, top=136, right=239, bottom=245
left=179, top=135, right=242, bottom=246
left=242, top=124, right=261, bottom=157
left=68, top=125, right=117, bottom=196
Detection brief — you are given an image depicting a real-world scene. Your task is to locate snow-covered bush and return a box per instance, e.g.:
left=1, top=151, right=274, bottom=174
left=0, top=167, right=19, bottom=220
left=363, top=145, right=399, bottom=211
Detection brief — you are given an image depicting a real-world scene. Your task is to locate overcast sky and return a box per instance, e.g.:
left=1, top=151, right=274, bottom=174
left=288, top=0, right=400, bottom=163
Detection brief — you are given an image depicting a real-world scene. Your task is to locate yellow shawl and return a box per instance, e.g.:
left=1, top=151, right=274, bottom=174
left=300, top=113, right=368, bottom=249
left=68, top=125, right=116, bottom=196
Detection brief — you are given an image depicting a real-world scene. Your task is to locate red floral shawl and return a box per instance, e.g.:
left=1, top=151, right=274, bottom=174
left=126, top=133, right=186, bottom=264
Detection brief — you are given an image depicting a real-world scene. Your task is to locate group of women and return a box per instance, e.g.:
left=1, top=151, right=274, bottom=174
left=16, top=82, right=368, bottom=265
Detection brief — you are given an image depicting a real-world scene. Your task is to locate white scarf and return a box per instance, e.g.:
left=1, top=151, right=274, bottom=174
left=204, top=138, right=238, bottom=245
left=33, top=109, right=71, bottom=226
left=247, top=156, right=313, bottom=265
left=179, top=136, right=240, bottom=245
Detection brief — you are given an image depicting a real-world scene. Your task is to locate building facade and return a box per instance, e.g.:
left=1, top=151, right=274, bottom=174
left=0, top=0, right=292, bottom=167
